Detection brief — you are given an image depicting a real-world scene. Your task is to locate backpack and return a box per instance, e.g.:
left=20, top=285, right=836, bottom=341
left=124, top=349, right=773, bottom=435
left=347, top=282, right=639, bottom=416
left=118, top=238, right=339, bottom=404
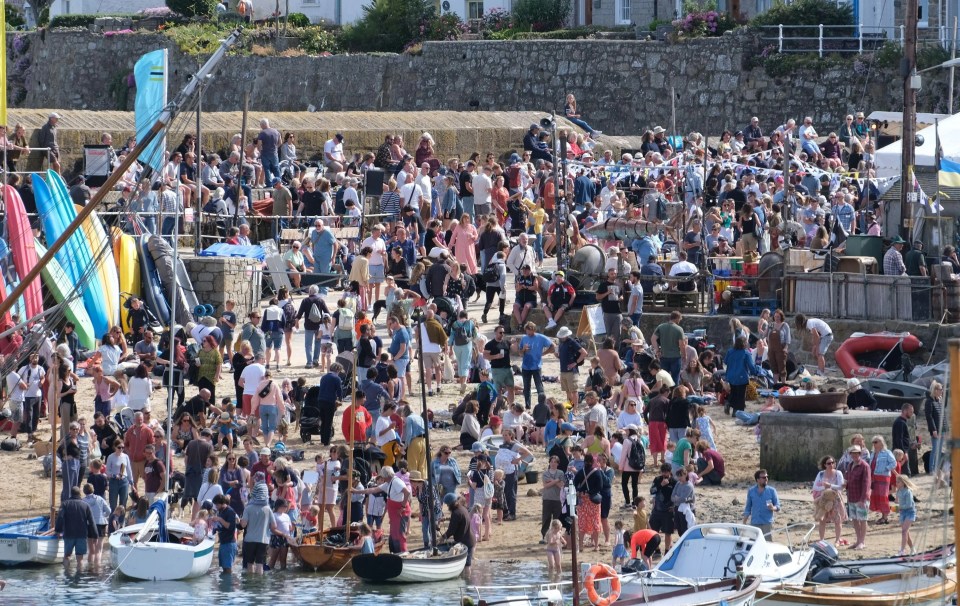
left=482, top=262, right=500, bottom=284
left=627, top=438, right=646, bottom=471
left=655, top=195, right=668, bottom=221
left=337, top=307, right=355, bottom=331
left=462, top=274, right=477, bottom=301
left=308, top=301, right=323, bottom=324
left=282, top=301, right=297, bottom=330
left=548, top=438, right=569, bottom=473
left=202, top=198, right=219, bottom=213
left=453, top=321, right=473, bottom=347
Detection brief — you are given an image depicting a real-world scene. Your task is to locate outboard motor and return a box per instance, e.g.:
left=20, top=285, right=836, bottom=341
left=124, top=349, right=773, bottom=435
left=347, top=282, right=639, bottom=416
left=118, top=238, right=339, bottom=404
left=807, top=540, right=840, bottom=578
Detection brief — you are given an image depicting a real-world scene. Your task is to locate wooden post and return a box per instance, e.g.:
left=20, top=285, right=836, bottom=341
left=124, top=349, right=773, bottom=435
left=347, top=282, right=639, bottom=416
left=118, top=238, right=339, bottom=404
left=48, top=367, right=60, bottom=520
left=901, top=0, right=919, bottom=239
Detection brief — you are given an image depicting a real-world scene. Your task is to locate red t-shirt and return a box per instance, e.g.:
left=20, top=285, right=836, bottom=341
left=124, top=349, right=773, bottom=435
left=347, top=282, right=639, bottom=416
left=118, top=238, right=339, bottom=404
left=341, top=404, right=372, bottom=443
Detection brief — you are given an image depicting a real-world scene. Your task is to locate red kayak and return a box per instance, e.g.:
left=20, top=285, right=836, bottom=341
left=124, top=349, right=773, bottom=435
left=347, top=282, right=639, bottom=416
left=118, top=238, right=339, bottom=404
left=835, top=332, right=922, bottom=378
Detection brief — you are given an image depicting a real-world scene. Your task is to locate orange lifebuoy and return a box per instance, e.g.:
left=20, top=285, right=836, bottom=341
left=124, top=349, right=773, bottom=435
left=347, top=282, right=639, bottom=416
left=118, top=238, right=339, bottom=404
left=584, top=562, right=622, bottom=606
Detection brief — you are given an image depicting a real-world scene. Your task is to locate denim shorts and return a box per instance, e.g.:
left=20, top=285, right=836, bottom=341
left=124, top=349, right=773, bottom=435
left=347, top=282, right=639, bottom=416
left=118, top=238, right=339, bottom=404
left=899, top=507, right=916, bottom=524
left=267, top=331, right=283, bottom=349
left=259, top=405, right=279, bottom=434
left=219, top=541, right=237, bottom=569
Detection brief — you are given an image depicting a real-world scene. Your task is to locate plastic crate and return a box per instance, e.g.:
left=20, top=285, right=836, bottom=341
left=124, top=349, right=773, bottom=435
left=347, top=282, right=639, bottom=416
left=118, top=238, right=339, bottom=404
left=732, top=297, right=778, bottom=316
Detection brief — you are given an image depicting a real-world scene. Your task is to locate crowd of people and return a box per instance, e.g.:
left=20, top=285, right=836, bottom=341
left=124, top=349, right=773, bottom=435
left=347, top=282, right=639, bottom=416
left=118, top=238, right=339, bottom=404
left=0, top=101, right=946, bottom=580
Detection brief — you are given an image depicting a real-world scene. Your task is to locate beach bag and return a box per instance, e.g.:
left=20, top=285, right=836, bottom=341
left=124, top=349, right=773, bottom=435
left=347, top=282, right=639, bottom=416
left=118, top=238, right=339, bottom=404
left=548, top=438, right=570, bottom=473
left=483, top=473, right=495, bottom=501
left=308, top=302, right=323, bottom=324
left=1, top=437, right=21, bottom=451
left=442, top=354, right=455, bottom=382
left=627, top=438, right=646, bottom=471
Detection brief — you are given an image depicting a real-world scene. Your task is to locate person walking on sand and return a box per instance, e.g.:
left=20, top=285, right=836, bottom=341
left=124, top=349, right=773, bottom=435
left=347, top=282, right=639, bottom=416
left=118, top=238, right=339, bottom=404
left=844, top=444, right=872, bottom=550
left=742, top=468, right=780, bottom=540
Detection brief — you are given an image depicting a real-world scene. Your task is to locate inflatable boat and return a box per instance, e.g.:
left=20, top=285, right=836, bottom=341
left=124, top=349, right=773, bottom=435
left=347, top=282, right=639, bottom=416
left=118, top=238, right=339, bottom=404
left=834, top=332, right=923, bottom=379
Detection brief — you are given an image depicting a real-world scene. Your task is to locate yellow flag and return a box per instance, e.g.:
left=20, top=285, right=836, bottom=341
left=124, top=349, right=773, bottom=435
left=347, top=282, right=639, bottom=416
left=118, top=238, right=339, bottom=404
left=0, top=0, right=6, bottom=126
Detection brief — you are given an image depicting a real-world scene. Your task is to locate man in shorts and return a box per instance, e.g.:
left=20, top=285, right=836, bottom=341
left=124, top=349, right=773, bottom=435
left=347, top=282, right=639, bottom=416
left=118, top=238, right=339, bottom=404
left=210, top=494, right=239, bottom=574
left=512, top=264, right=540, bottom=331
left=844, top=445, right=871, bottom=549
left=419, top=309, right=446, bottom=396
left=55, top=486, right=98, bottom=571
left=649, top=463, right=677, bottom=553
left=362, top=223, right=388, bottom=304
left=556, top=327, right=587, bottom=407
left=484, top=325, right=514, bottom=407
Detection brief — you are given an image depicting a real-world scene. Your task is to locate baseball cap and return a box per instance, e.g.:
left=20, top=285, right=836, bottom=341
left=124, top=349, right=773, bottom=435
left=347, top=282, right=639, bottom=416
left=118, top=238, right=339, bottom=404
left=259, top=447, right=271, bottom=456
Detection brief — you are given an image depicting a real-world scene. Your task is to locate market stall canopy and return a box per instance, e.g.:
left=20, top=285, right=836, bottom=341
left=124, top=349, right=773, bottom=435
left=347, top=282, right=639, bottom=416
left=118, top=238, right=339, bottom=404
left=874, top=110, right=960, bottom=178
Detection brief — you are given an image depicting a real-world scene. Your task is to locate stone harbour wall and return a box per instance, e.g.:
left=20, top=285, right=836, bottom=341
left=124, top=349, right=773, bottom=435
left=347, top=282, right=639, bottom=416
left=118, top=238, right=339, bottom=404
left=182, top=255, right=261, bottom=322
left=8, top=29, right=955, bottom=135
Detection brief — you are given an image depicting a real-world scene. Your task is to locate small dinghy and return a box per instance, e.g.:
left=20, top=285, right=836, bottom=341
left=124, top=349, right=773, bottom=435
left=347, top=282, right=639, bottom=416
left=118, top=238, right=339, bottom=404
left=807, top=541, right=956, bottom=584
left=108, top=499, right=214, bottom=581
left=757, top=566, right=955, bottom=606
left=860, top=378, right=929, bottom=412
left=352, top=543, right=468, bottom=583
left=0, top=516, right=62, bottom=566
left=779, top=392, right=848, bottom=414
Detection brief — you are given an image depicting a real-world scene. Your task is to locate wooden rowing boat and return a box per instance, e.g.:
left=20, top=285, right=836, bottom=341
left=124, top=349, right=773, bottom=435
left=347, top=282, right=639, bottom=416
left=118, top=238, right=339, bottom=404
left=352, top=543, right=468, bottom=583
left=756, top=566, right=955, bottom=606
left=779, top=392, right=848, bottom=414
left=290, top=525, right=384, bottom=571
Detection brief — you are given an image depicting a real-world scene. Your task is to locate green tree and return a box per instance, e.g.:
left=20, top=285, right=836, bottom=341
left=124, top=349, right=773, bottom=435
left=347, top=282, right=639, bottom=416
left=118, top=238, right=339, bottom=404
left=340, top=0, right=435, bottom=53
left=166, top=0, right=219, bottom=19
left=5, top=4, right=25, bottom=28
left=751, top=0, right=852, bottom=27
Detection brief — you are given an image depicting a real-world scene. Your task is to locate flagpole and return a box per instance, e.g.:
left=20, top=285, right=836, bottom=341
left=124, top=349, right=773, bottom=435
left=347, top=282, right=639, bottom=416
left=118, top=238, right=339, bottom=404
left=935, top=119, right=943, bottom=265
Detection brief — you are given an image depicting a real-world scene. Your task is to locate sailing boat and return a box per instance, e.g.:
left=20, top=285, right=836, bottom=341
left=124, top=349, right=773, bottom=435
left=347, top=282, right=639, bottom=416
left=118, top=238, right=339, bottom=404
left=351, top=312, right=468, bottom=583
left=291, top=351, right=385, bottom=570
left=104, top=33, right=238, bottom=582
left=0, top=368, right=63, bottom=566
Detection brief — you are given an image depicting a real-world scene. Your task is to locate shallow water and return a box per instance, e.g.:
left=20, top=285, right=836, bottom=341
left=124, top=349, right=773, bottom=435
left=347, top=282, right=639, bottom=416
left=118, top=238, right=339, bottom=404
left=1, top=558, right=556, bottom=605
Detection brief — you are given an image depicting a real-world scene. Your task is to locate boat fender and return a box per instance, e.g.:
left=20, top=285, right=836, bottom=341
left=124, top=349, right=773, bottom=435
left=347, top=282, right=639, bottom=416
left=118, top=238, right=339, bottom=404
left=584, top=562, right=621, bottom=606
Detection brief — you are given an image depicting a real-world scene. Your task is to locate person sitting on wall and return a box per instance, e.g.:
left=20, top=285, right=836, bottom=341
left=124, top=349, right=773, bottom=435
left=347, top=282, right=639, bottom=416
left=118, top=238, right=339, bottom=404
left=845, top=378, right=877, bottom=411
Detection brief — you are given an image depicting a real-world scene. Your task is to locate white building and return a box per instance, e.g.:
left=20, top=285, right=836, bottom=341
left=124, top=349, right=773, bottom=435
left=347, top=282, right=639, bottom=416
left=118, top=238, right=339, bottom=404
left=48, top=0, right=515, bottom=24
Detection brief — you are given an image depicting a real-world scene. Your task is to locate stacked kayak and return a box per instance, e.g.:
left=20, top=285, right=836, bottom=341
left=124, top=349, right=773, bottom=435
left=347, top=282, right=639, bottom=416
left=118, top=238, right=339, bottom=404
left=146, top=234, right=199, bottom=327
left=3, top=185, right=43, bottom=324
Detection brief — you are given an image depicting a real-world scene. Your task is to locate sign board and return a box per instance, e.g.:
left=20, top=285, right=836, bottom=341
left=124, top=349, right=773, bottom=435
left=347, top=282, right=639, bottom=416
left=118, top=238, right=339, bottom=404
left=576, top=304, right=606, bottom=338
left=83, top=145, right=111, bottom=187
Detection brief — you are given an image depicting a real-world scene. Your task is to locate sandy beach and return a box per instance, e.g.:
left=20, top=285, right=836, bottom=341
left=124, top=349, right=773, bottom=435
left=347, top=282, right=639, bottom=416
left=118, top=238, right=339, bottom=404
left=0, top=287, right=954, bottom=572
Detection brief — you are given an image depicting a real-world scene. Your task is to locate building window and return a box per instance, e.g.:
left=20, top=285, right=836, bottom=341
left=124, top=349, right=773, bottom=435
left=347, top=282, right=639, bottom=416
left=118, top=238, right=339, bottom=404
left=616, top=0, right=631, bottom=24
left=468, top=1, right=484, bottom=19
left=917, top=0, right=928, bottom=27
left=594, top=0, right=602, bottom=8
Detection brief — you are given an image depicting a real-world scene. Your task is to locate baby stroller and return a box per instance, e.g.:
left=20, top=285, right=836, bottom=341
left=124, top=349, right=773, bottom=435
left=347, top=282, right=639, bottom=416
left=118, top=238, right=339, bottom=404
left=299, top=385, right=323, bottom=443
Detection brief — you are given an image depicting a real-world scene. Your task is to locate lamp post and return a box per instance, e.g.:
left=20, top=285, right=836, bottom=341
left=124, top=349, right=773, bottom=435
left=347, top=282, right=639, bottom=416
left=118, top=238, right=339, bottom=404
left=900, top=55, right=960, bottom=238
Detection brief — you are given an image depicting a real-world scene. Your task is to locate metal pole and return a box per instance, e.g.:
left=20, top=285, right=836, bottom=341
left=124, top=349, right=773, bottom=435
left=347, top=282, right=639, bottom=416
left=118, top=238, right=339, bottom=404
left=948, top=339, right=960, bottom=549
left=568, top=479, right=580, bottom=606
left=0, top=29, right=242, bottom=323
left=950, top=17, right=958, bottom=112
left=900, top=0, right=919, bottom=240
left=48, top=364, right=60, bottom=520
left=343, top=356, right=357, bottom=536
left=417, top=315, right=438, bottom=553
left=234, top=91, right=250, bottom=224
left=195, top=82, right=203, bottom=255
left=670, top=86, right=677, bottom=139
left=164, top=202, right=181, bottom=494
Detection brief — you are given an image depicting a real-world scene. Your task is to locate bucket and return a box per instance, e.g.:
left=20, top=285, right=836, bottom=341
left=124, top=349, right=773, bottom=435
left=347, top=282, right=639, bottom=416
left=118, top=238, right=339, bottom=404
left=525, top=471, right=540, bottom=484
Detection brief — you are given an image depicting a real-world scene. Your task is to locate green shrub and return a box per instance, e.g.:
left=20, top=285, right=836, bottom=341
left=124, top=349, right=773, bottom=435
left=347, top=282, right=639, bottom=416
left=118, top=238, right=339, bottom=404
left=286, top=12, right=310, bottom=27
left=918, top=43, right=950, bottom=70
left=763, top=52, right=849, bottom=77
left=6, top=4, right=25, bottom=28
left=166, top=0, right=219, bottom=18
left=511, top=0, right=571, bottom=32
left=340, top=0, right=434, bottom=53
left=297, top=26, right=340, bottom=54
left=648, top=18, right=672, bottom=31
left=163, top=21, right=232, bottom=54
left=873, top=41, right=901, bottom=68
left=423, top=12, right=467, bottom=40
left=49, top=14, right=117, bottom=28
left=751, top=0, right=852, bottom=27
left=512, top=27, right=593, bottom=39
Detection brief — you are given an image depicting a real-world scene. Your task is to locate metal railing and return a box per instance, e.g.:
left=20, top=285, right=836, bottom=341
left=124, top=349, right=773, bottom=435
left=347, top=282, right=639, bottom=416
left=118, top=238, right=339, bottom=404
left=760, top=24, right=904, bottom=56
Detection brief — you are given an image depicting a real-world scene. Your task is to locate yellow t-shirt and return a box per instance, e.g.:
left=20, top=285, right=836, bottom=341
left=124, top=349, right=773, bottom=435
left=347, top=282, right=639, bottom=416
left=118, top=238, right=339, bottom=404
left=523, top=199, right=547, bottom=234
left=634, top=508, right=649, bottom=532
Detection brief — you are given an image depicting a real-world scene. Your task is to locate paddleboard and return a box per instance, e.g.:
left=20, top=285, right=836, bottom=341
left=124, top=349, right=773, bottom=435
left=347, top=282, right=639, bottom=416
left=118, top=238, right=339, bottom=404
left=74, top=204, right=120, bottom=329
left=138, top=234, right=170, bottom=327
left=146, top=234, right=199, bottom=326
left=113, top=229, right=141, bottom=334
left=34, top=241, right=96, bottom=350
left=0, top=240, right=26, bottom=321
left=3, top=185, right=44, bottom=323
left=38, top=170, right=110, bottom=338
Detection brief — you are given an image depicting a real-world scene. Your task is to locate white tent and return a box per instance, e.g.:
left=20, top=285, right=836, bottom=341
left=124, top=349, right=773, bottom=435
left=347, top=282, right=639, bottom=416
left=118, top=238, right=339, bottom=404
left=875, top=111, right=960, bottom=177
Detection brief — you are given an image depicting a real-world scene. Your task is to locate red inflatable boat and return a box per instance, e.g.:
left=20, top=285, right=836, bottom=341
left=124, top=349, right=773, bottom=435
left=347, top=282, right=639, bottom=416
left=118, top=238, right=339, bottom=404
left=834, top=332, right=923, bottom=378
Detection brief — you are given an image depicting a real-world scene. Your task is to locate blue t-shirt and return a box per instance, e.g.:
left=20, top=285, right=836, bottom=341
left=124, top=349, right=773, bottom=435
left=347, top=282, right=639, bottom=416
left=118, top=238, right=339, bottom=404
left=388, top=327, right=411, bottom=360
left=519, top=333, right=552, bottom=370
left=558, top=338, right=583, bottom=373
left=311, top=228, right=338, bottom=268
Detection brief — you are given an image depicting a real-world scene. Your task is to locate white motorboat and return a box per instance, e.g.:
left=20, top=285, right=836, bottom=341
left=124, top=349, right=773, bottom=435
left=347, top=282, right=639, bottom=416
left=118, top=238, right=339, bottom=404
left=109, top=500, right=214, bottom=581
left=620, top=523, right=815, bottom=599
left=0, top=516, right=63, bottom=566
left=352, top=543, right=468, bottom=583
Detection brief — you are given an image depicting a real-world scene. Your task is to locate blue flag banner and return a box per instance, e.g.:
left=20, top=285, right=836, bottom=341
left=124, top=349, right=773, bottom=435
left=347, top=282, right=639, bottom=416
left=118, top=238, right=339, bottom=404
left=939, top=157, right=960, bottom=189
left=134, top=49, right=168, bottom=176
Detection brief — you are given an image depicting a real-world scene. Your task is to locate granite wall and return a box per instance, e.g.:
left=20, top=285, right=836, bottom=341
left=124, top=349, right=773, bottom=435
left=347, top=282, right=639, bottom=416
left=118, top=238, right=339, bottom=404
left=7, top=28, right=955, bottom=134
left=182, top=255, right=261, bottom=322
